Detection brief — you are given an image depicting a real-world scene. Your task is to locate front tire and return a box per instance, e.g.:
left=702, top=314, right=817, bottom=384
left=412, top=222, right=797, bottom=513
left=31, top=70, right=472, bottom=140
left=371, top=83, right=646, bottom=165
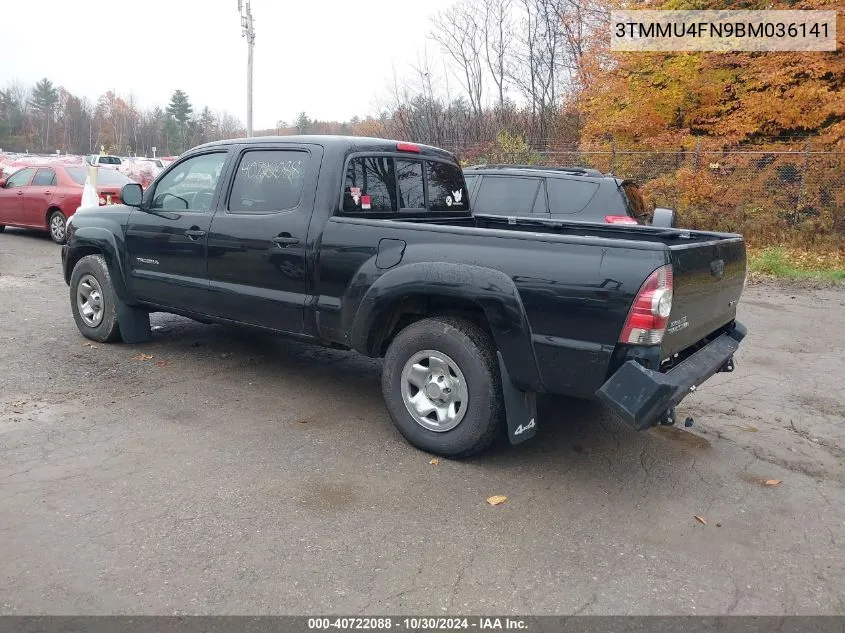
left=0, top=224, right=5, bottom=233
left=69, top=254, right=122, bottom=343
left=382, top=316, right=505, bottom=458
left=49, top=210, right=67, bottom=244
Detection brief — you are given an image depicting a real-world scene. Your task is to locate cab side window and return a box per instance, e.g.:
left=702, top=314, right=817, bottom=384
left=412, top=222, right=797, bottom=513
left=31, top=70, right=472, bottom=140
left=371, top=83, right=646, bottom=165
left=229, top=149, right=309, bottom=213
left=151, top=153, right=227, bottom=212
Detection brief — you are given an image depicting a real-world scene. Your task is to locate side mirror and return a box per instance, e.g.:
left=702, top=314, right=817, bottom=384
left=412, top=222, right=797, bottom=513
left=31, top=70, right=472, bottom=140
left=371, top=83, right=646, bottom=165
left=652, top=207, right=675, bottom=228
left=120, top=183, right=144, bottom=207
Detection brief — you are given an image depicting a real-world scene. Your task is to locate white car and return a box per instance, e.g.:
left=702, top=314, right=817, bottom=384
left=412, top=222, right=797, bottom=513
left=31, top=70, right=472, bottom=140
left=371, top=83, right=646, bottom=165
left=85, top=154, right=123, bottom=167
left=137, top=158, right=164, bottom=169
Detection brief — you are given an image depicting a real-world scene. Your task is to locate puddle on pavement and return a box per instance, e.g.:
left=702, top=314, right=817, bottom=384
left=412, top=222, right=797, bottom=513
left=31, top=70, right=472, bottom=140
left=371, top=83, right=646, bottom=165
left=297, top=480, right=361, bottom=513
left=651, top=425, right=712, bottom=450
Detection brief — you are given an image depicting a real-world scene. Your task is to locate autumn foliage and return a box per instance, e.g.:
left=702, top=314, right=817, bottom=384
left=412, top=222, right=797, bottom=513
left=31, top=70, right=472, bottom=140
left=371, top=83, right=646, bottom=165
left=575, top=0, right=845, bottom=251
left=580, top=0, right=844, bottom=147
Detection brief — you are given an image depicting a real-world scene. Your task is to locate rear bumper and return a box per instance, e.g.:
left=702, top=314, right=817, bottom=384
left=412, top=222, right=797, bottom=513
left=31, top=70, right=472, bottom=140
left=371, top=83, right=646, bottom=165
left=597, top=322, right=747, bottom=430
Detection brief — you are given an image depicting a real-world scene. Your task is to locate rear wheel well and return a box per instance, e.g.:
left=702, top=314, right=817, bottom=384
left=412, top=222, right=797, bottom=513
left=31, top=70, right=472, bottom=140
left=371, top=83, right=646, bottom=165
left=45, top=206, right=63, bottom=227
left=369, top=295, right=492, bottom=357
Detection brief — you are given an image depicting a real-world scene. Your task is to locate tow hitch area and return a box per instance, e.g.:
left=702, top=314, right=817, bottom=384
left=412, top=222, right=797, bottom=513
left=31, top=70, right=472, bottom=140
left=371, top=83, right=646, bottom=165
left=597, top=323, right=746, bottom=431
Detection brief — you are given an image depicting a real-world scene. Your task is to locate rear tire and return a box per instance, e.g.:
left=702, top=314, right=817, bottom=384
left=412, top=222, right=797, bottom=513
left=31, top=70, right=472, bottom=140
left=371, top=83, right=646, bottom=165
left=69, top=254, right=122, bottom=343
left=48, top=210, right=67, bottom=244
left=382, top=316, right=505, bottom=458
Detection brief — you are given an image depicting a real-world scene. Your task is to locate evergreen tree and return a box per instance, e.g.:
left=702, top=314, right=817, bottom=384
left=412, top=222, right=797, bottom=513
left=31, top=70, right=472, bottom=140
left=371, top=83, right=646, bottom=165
left=166, top=89, right=193, bottom=125
left=199, top=106, right=216, bottom=143
left=164, top=116, right=181, bottom=154
left=29, top=78, right=59, bottom=151
left=295, top=112, right=311, bottom=135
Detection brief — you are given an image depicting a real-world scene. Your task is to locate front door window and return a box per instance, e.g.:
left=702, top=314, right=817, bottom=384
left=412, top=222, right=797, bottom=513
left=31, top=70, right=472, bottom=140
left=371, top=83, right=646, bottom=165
left=150, top=153, right=228, bottom=212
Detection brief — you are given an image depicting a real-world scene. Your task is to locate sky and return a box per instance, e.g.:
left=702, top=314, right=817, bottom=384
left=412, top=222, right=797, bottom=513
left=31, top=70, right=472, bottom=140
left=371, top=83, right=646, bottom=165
left=0, top=0, right=457, bottom=129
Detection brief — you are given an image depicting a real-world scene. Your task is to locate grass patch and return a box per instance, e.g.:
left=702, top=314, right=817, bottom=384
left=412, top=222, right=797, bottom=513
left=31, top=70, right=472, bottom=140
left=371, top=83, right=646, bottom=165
left=748, top=247, right=845, bottom=281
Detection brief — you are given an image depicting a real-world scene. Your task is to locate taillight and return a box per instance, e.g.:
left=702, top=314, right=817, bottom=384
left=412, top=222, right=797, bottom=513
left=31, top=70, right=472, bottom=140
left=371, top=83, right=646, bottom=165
left=605, top=215, right=638, bottom=224
left=396, top=142, right=421, bottom=153
left=620, top=264, right=673, bottom=345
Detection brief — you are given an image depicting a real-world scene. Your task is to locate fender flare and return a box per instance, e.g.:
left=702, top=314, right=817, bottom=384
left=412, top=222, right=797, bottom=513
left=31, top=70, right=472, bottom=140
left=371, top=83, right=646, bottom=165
left=64, top=226, right=131, bottom=303
left=350, top=262, right=543, bottom=391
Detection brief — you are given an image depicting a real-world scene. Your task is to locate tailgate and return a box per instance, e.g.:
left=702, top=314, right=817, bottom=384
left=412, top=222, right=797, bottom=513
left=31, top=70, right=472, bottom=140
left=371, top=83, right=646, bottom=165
left=663, top=236, right=745, bottom=358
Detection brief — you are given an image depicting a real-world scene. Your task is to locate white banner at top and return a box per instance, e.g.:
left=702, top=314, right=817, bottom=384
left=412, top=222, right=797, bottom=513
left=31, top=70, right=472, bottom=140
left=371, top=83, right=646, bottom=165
left=611, top=10, right=837, bottom=52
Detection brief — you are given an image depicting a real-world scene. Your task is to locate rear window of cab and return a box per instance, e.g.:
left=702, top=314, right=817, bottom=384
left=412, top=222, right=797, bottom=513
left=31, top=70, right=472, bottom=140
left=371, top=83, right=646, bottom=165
left=342, top=155, right=469, bottom=215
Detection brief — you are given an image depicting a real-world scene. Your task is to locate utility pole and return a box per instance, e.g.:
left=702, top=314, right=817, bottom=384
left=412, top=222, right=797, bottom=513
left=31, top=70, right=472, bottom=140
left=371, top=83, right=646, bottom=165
left=238, top=0, right=255, bottom=137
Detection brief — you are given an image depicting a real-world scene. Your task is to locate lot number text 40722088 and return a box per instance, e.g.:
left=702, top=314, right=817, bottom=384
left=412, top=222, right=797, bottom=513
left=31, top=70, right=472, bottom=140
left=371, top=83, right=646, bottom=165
left=307, top=617, right=528, bottom=630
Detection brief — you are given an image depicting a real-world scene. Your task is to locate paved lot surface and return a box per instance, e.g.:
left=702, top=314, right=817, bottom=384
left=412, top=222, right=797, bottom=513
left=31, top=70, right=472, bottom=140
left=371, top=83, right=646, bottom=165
left=1, top=228, right=844, bottom=615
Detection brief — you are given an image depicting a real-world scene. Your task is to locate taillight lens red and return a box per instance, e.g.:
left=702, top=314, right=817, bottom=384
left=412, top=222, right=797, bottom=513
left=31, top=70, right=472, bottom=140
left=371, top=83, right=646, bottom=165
left=605, top=215, right=638, bottom=225
left=620, top=264, right=674, bottom=345
left=396, top=142, right=421, bottom=153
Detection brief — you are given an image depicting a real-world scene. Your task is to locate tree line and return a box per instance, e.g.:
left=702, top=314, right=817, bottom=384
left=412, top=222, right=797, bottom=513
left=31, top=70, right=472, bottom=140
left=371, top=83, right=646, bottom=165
left=0, top=81, right=245, bottom=156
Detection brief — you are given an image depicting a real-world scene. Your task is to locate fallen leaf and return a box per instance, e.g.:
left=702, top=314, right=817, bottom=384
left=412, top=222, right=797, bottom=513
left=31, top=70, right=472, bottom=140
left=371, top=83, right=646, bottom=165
left=429, top=458, right=440, bottom=465
left=296, top=419, right=308, bottom=424
left=83, top=342, right=98, bottom=349
left=764, top=479, right=782, bottom=486
left=741, top=424, right=758, bottom=432
left=155, top=360, right=170, bottom=368
left=694, top=515, right=707, bottom=525
left=132, top=353, right=153, bottom=361
left=487, top=495, right=508, bottom=506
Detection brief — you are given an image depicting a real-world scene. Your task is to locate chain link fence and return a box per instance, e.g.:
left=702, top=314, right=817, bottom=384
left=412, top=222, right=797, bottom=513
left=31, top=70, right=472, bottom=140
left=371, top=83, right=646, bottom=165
left=458, top=142, right=845, bottom=249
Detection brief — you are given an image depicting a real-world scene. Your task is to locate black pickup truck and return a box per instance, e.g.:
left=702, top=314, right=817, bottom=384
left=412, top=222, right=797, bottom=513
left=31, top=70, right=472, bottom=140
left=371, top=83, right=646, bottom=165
left=62, top=136, right=747, bottom=457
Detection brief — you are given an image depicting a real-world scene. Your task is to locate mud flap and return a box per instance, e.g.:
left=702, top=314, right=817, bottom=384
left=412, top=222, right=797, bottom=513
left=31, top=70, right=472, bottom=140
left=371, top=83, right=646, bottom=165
left=497, top=352, right=537, bottom=445
left=116, top=299, right=151, bottom=344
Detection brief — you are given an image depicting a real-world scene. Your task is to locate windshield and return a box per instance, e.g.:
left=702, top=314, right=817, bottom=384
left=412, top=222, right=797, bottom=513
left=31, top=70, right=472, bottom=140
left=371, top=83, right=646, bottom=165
left=66, top=167, right=134, bottom=186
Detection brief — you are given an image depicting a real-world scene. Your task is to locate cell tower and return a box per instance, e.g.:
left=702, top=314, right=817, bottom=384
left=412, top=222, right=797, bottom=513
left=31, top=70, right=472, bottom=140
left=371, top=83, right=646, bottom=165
left=238, top=0, right=256, bottom=137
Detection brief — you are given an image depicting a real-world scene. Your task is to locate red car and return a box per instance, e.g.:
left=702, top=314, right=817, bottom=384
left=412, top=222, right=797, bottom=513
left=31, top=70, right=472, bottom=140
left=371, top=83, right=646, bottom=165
left=0, top=165, right=134, bottom=244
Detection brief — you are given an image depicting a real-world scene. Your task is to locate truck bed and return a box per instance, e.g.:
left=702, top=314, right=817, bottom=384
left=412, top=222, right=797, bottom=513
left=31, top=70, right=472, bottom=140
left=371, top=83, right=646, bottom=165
left=385, top=212, right=746, bottom=361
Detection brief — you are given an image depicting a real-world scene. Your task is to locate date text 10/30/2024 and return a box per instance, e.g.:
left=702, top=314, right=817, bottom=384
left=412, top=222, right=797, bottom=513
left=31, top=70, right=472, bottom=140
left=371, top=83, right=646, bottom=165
left=307, top=617, right=528, bottom=630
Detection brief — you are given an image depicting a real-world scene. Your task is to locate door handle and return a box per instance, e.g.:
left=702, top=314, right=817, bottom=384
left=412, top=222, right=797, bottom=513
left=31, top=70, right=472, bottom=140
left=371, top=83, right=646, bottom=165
left=272, top=236, right=300, bottom=246
left=185, top=229, right=207, bottom=240
left=43, top=191, right=52, bottom=195
left=16, top=191, right=23, bottom=195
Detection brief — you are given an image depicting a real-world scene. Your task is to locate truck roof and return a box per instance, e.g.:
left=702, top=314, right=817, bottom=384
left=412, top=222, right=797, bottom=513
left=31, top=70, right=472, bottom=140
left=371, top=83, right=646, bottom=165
left=193, top=135, right=457, bottom=161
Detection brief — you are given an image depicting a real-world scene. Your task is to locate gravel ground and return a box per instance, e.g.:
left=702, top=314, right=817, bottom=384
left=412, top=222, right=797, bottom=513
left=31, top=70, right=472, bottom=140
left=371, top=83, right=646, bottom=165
left=1, top=227, right=844, bottom=615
